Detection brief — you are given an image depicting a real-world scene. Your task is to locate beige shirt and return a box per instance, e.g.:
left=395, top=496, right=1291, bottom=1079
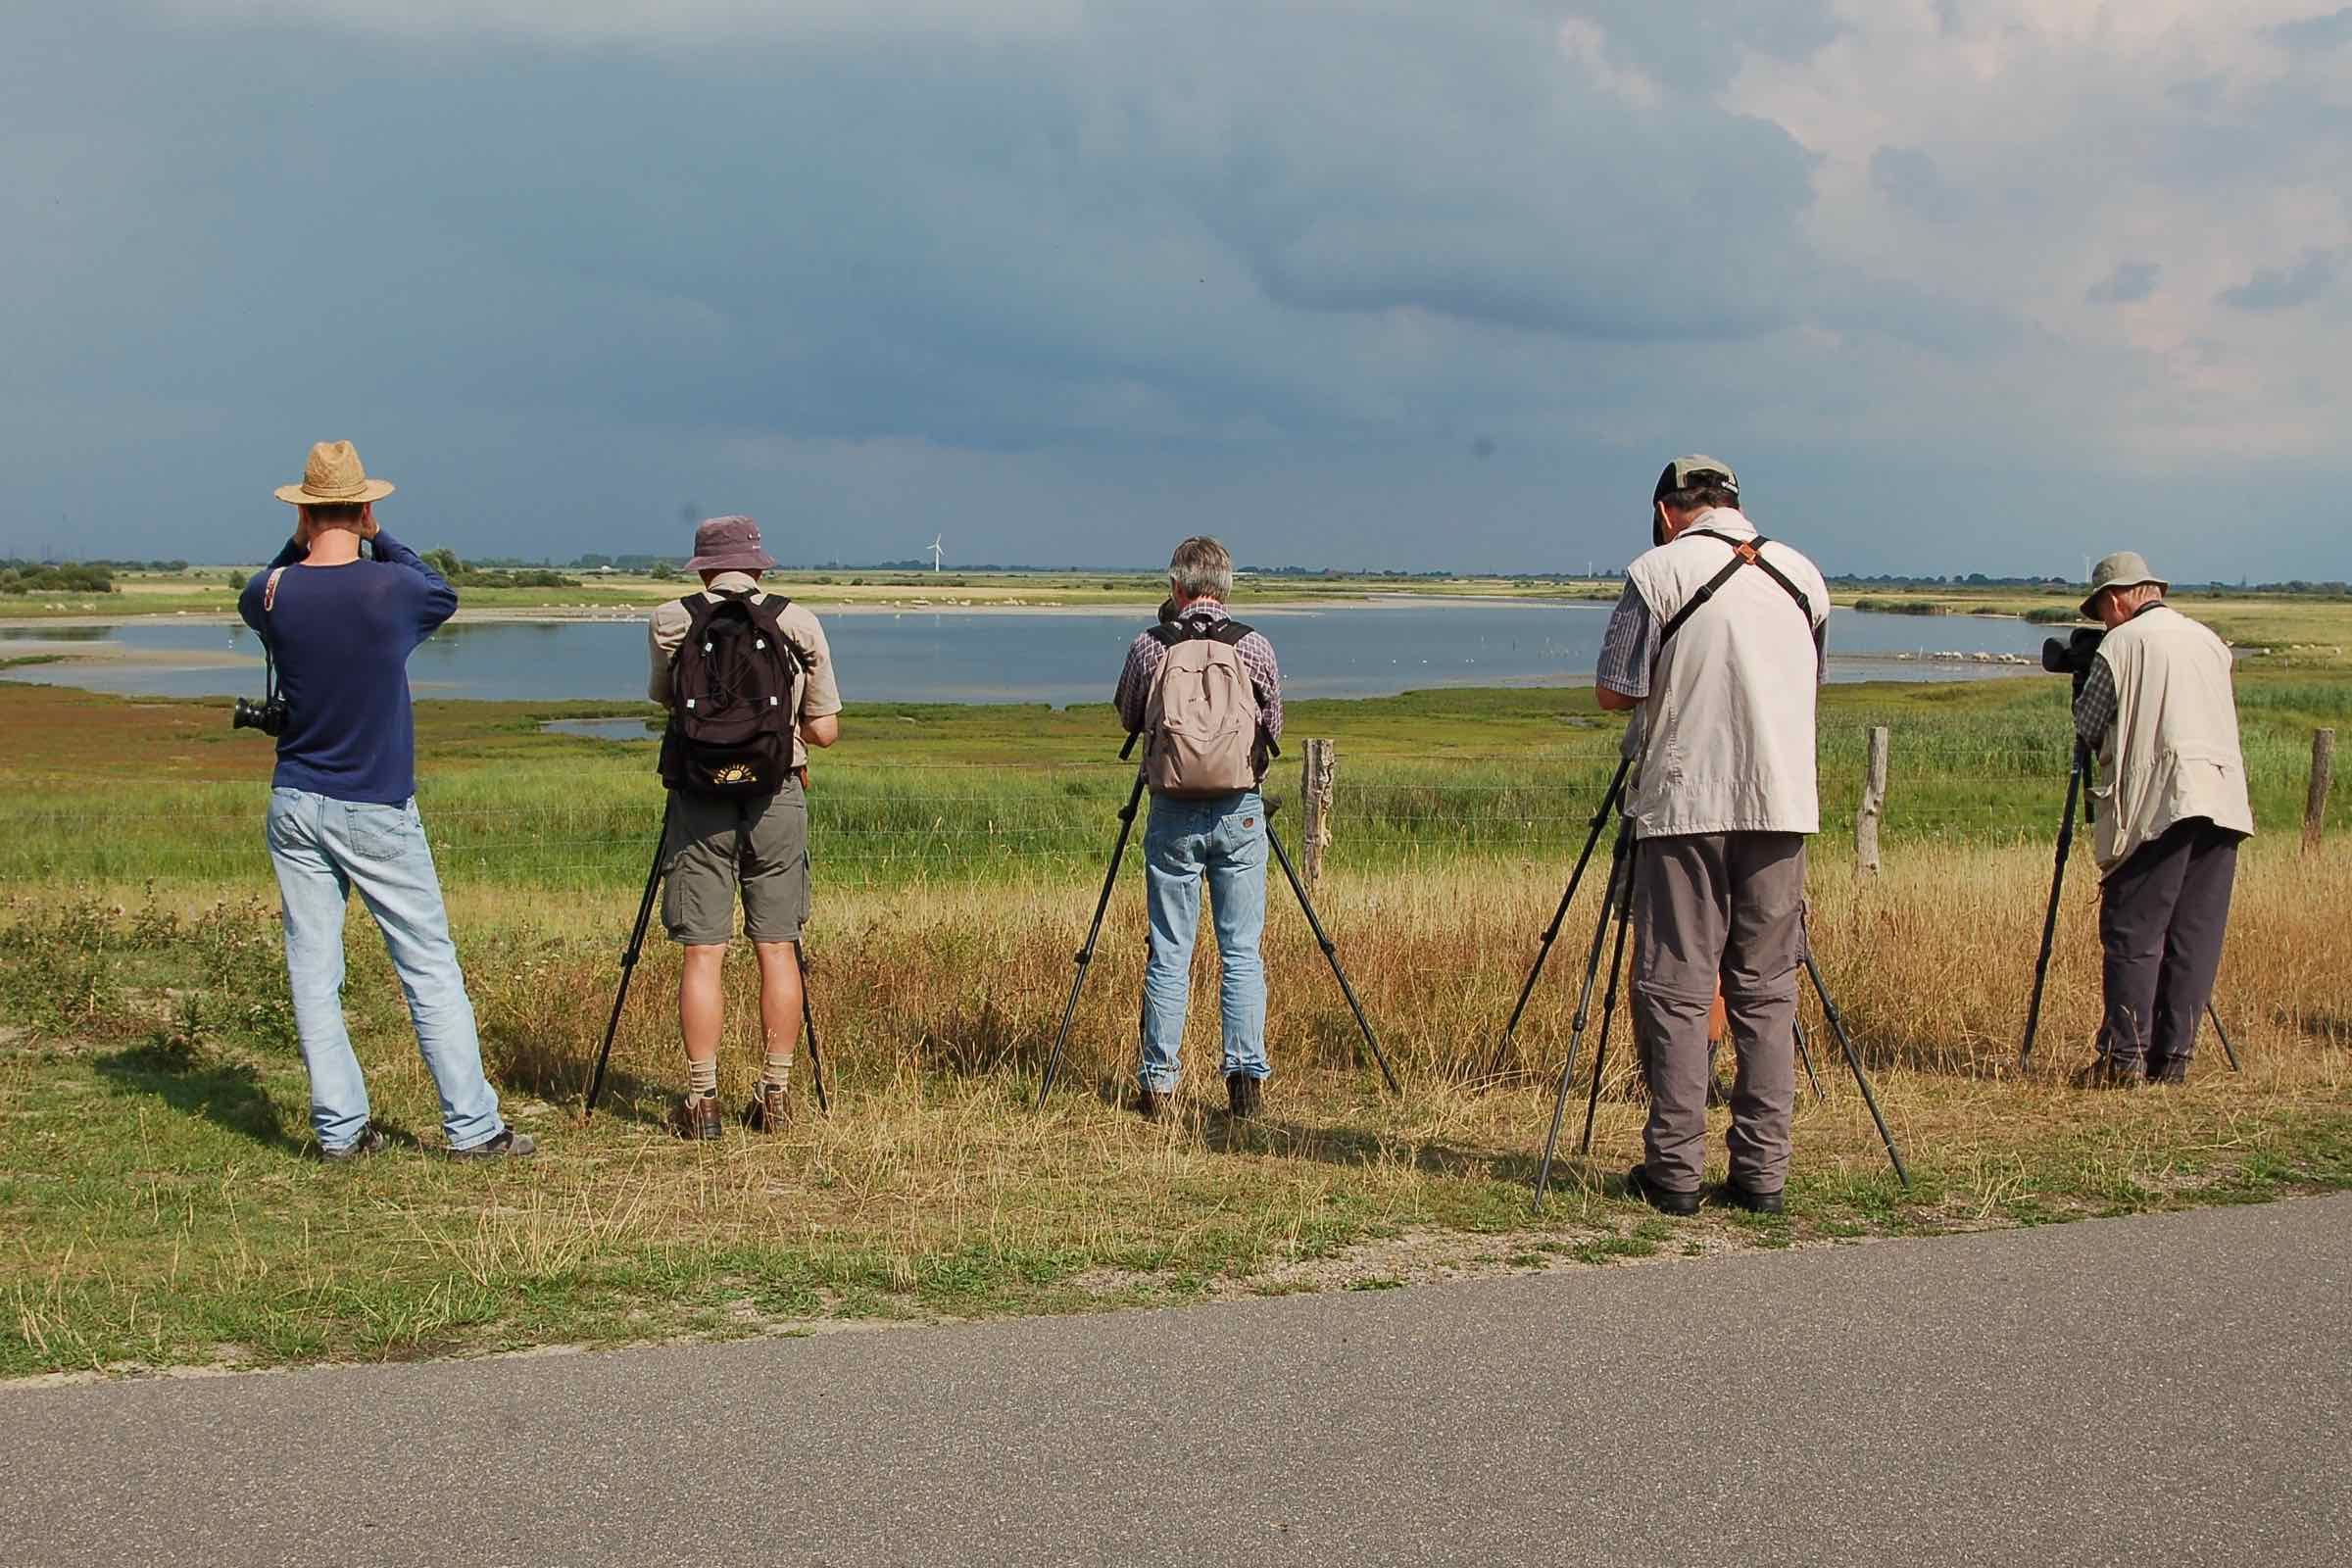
left=2089, top=605, right=2253, bottom=874
left=648, top=572, right=842, bottom=769
left=1621, top=509, right=1831, bottom=839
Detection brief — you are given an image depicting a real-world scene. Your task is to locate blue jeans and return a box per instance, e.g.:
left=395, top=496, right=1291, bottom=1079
left=265, top=788, right=505, bottom=1152
left=1140, top=789, right=1269, bottom=1091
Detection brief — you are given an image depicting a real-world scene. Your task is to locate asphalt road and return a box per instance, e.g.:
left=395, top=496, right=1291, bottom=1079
left=6, top=1196, right=2349, bottom=1568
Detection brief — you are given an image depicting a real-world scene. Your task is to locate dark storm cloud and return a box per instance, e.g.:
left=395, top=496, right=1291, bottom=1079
left=2216, top=249, right=2340, bottom=310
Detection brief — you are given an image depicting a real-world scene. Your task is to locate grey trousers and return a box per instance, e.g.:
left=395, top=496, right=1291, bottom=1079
left=1630, top=832, right=1806, bottom=1196
left=2097, top=818, right=2240, bottom=1075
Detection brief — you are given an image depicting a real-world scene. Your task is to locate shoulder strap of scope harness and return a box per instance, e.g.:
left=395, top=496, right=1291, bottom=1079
left=1657, top=528, right=1817, bottom=651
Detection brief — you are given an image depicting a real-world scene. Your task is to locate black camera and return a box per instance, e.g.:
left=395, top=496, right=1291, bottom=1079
left=2039, top=624, right=2104, bottom=679
left=232, top=695, right=288, bottom=736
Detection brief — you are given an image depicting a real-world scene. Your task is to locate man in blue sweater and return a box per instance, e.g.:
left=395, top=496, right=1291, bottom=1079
left=239, top=441, right=532, bottom=1160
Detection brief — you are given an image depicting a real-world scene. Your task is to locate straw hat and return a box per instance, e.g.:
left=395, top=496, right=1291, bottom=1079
left=274, top=440, right=395, bottom=507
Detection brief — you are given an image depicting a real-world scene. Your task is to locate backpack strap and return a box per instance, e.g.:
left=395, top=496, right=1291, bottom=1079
left=1657, top=529, right=1816, bottom=649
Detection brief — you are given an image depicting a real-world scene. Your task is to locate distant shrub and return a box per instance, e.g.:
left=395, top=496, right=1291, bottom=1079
left=0, top=564, right=115, bottom=595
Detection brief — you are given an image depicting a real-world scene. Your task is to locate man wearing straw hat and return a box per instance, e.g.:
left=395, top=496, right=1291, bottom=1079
left=240, top=441, right=533, bottom=1160
left=2072, top=552, right=2252, bottom=1086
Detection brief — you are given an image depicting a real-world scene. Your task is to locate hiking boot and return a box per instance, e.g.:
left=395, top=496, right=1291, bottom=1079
left=318, top=1124, right=387, bottom=1163
left=673, top=1094, right=724, bottom=1142
left=1226, top=1073, right=1264, bottom=1119
left=2072, top=1056, right=2144, bottom=1090
left=1714, top=1180, right=1786, bottom=1216
left=1136, top=1086, right=1174, bottom=1121
left=744, top=1081, right=791, bottom=1133
left=1625, top=1165, right=1699, bottom=1217
left=448, top=1127, right=536, bottom=1159
left=2147, top=1056, right=2189, bottom=1086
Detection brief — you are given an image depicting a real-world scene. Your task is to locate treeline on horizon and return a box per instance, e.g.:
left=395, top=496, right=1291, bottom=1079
left=3, top=554, right=2349, bottom=598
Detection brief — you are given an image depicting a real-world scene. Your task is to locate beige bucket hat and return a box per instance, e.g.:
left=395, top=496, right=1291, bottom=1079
left=2080, top=551, right=2168, bottom=618
left=274, top=440, right=395, bottom=507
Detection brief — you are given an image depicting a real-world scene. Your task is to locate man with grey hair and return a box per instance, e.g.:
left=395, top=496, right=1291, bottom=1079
left=2071, top=553, right=2252, bottom=1086
left=1112, top=536, right=1285, bottom=1119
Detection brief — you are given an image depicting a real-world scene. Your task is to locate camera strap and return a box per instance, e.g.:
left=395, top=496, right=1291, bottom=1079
left=259, top=566, right=286, bottom=700
left=1657, top=529, right=1818, bottom=652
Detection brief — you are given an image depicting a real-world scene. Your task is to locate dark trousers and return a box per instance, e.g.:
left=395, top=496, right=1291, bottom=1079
left=2097, top=819, right=2240, bottom=1075
left=1630, top=832, right=1806, bottom=1195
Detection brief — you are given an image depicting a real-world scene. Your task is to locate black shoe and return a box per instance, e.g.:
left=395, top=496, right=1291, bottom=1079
left=448, top=1127, right=537, bottom=1159
left=1625, top=1165, right=1699, bottom=1217
left=1226, top=1073, right=1264, bottom=1119
left=2147, top=1056, right=2189, bottom=1086
left=1714, top=1180, right=1786, bottom=1216
left=1136, top=1087, right=1173, bottom=1121
left=318, top=1124, right=387, bottom=1163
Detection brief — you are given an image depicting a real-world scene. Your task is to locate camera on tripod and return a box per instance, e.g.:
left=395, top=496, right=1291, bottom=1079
left=231, top=694, right=287, bottom=736
left=2039, top=625, right=2104, bottom=683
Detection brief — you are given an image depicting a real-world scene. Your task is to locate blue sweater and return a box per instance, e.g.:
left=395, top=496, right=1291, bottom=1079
left=237, top=530, right=458, bottom=806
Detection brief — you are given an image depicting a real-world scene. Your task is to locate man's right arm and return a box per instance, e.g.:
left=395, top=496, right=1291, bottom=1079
left=237, top=537, right=305, bottom=632
left=2074, top=657, right=2119, bottom=752
left=1593, top=583, right=1657, bottom=712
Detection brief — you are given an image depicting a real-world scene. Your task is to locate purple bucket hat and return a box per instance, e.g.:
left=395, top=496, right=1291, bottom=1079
left=684, top=514, right=777, bottom=574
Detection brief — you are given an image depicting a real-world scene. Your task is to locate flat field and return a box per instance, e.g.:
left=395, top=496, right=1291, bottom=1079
left=2, top=662, right=2348, bottom=1377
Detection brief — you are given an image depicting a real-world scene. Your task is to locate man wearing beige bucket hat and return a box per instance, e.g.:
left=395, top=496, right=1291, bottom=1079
left=2071, top=551, right=2253, bottom=1086
left=240, top=440, right=533, bottom=1159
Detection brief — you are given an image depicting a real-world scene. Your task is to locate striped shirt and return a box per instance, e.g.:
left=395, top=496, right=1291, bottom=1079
left=1112, top=600, right=1285, bottom=768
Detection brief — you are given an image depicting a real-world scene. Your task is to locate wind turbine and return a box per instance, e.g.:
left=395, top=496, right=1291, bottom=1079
left=928, top=535, right=944, bottom=573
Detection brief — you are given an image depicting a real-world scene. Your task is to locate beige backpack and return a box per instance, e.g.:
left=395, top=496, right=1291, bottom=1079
left=1141, top=620, right=1262, bottom=797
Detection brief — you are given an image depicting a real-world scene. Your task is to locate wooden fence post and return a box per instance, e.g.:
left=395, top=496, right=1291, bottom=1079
left=1300, top=739, right=1337, bottom=887
left=2306, top=728, right=2336, bottom=855
left=1855, top=725, right=1889, bottom=875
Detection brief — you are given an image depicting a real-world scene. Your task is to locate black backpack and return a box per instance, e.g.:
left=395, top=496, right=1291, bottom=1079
left=658, top=593, right=806, bottom=798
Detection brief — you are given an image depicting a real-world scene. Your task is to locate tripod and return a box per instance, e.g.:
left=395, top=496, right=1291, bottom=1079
left=585, top=793, right=831, bottom=1118
left=2017, top=743, right=2238, bottom=1074
left=1529, top=839, right=1911, bottom=1209
left=1034, top=742, right=1400, bottom=1107
left=1484, top=756, right=1632, bottom=1080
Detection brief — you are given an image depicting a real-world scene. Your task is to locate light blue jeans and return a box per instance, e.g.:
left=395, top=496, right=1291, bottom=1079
left=265, top=788, right=505, bottom=1152
left=1140, top=789, right=1269, bottom=1092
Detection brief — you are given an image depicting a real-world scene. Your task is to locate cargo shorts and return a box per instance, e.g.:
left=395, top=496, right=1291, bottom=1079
left=661, top=781, right=811, bottom=947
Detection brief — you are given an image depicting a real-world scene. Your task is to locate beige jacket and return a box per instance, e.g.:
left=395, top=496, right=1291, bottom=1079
left=2089, top=605, right=2253, bottom=875
left=1623, top=510, right=1830, bottom=839
left=648, top=572, right=842, bottom=769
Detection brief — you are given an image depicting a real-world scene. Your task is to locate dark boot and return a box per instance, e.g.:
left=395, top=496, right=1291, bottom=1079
left=319, top=1124, right=387, bottom=1163
left=1136, top=1086, right=1173, bottom=1121
left=1625, top=1165, right=1699, bottom=1217
left=2073, top=1055, right=2145, bottom=1090
left=2146, top=1055, right=2189, bottom=1086
left=1714, top=1180, right=1786, bottom=1216
left=1225, top=1073, right=1263, bottom=1119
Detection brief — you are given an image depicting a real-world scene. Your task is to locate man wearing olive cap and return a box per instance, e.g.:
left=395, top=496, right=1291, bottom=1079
left=2071, top=553, right=2252, bottom=1086
left=1593, top=457, right=1831, bottom=1216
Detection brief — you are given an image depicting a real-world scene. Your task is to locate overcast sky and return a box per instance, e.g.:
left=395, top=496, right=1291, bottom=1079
left=6, top=2, right=2348, bottom=577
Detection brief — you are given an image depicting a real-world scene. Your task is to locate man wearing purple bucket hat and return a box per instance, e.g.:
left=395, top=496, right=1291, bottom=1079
left=647, top=516, right=843, bottom=1139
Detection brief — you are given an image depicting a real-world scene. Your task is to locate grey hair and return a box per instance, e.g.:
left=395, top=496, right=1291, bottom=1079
left=1168, top=536, right=1234, bottom=602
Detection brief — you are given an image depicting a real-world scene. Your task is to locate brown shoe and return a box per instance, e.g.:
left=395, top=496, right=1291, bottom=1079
left=673, top=1093, right=723, bottom=1141
left=744, top=1081, right=791, bottom=1133
left=1136, top=1086, right=1173, bottom=1121
left=2072, top=1056, right=2144, bottom=1090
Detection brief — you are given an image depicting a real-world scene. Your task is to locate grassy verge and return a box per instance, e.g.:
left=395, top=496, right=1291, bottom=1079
left=3, top=839, right=2348, bottom=1378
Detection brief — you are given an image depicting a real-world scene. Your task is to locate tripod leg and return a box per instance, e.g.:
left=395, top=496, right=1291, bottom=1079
left=1800, top=922, right=1909, bottom=1187
left=586, top=795, right=674, bottom=1118
left=1035, top=770, right=1147, bottom=1110
left=2020, top=746, right=2086, bottom=1069
left=1532, top=826, right=1632, bottom=1209
left=1265, top=811, right=1399, bottom=1094
left=1487, top=757, right=1631, bottom=1080
left=1793, top=1018, right=1825, bottom=1102
left=1577, top=845, right=1638, bottom=1156
left=2206, top=1000, right=2241, bottom=1073
left=795, top=940, right=830, bottom=1114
